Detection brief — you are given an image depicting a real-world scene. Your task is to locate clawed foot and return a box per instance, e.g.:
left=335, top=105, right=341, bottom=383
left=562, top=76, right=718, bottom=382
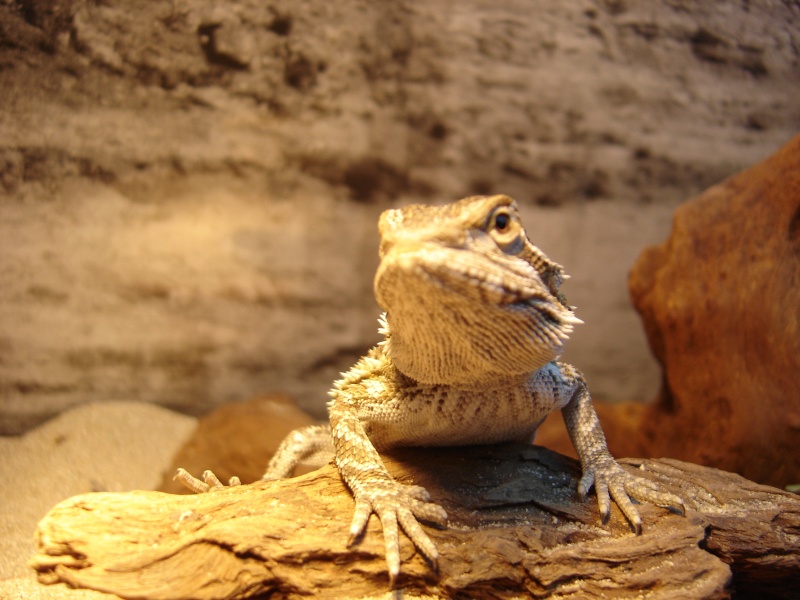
left=349, top=478, right=448, bottom=586
left=579, top=455, right=685, bottom=533
left=174, top=468, right=241, bottom=493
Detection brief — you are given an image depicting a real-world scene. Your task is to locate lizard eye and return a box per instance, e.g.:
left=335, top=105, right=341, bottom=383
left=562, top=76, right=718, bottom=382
left=491, top=210, right=512, bottom=233
left=485, top=206, right=524, bottom=254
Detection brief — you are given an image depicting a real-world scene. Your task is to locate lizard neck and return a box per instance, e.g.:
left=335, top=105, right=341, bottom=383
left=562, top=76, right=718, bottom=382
left=378, top=310, right=554, bottom=387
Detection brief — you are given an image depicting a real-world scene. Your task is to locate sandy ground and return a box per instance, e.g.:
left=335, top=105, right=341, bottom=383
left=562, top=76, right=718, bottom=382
left=0, top=401, right=197, bottom=599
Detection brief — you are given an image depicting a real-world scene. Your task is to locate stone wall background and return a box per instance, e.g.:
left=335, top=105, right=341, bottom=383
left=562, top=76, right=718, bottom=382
left=1, top=0, right=798, bottom=433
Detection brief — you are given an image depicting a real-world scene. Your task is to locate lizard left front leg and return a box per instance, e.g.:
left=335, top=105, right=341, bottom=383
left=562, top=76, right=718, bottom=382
left=558, top=362, right=684, bottom=532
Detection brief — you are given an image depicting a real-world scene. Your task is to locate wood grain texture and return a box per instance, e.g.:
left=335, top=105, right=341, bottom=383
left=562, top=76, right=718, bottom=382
left=31, top=444, right=800, bottom=599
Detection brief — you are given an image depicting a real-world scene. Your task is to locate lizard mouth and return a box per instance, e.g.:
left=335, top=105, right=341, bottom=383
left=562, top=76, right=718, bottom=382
left=379, top=244, right=561, bottom=308
left=376, top=244, right=579, bottom=341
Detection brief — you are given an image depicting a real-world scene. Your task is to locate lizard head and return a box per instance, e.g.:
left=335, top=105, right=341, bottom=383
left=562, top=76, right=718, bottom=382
left=374, top=194, right=581, bottom=387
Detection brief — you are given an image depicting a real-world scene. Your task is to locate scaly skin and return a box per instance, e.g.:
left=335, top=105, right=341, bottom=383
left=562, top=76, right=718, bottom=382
left=177, top=194, right=684, bottom=585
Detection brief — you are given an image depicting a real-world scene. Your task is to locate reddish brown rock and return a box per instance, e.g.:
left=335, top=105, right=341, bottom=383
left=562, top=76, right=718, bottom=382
left=157, top=393, right=318, bottom=494
left=627, top=134, right=800, bottom=488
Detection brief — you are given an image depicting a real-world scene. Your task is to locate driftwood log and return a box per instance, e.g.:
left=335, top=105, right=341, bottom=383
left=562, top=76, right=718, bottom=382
left=31, top=444, right=800, bottom=599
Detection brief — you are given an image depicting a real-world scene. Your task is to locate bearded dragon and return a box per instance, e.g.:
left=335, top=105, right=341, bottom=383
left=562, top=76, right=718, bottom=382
left=177, top=194, right=684, bottom=584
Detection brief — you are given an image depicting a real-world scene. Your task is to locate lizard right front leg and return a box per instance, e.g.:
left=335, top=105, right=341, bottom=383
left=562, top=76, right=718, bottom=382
left=328, top=388, right=447, bottom=585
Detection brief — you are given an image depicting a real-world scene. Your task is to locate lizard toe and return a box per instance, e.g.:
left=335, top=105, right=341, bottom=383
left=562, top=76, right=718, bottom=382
left=403, top=483, right=432, bottom=502
left=379, top=510, right=401, bottom=585
left=627, top=483, right=686, bottom=516
left=408, top=497, right=448, bottom=526
left=591, top=475, right=612, bottom=524
left=174, top=468, right=210, bottom=493
left=577, top=469, right=596, bottom=498
left=609, top=479, right=643, bottom=534
left=348, top=500, right=374, bottom=546
left=397, top=508, right=439, bottom=568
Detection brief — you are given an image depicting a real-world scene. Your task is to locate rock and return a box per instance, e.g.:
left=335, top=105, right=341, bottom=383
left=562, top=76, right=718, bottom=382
left=197, top=19, right=255, bottom=70
left=30, top=443, right=800, bottom=599
left=157, top=393, right=319, bottom=494
left=627, top=133, right=800, bottom=489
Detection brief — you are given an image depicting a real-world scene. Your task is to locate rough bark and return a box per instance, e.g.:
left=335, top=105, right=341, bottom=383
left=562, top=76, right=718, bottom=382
left=31, top=444, right=800, bottom=599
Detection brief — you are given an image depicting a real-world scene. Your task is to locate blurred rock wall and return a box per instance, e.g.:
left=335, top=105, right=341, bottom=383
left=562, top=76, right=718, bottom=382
left=1, top=0, right=798, bottom=432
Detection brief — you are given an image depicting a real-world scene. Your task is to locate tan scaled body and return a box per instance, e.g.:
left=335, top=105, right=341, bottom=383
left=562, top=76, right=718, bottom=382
left=178, top=194, right=684, bottom=585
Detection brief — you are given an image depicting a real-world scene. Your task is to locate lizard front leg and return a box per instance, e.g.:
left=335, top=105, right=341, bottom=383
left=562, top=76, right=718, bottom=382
left=557, top=362, right=685, bottom=532
left=328, top=388, right=448, bottom=584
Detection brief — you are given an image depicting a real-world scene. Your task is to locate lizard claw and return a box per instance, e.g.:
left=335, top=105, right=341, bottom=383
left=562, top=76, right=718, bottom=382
left=580, top=456, right=684, bottom=534
left=347, top=479, right=447, bottom=584
left=174, top=468, right=241, bottom=493
left=347, top=500, right=373, bottom=545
